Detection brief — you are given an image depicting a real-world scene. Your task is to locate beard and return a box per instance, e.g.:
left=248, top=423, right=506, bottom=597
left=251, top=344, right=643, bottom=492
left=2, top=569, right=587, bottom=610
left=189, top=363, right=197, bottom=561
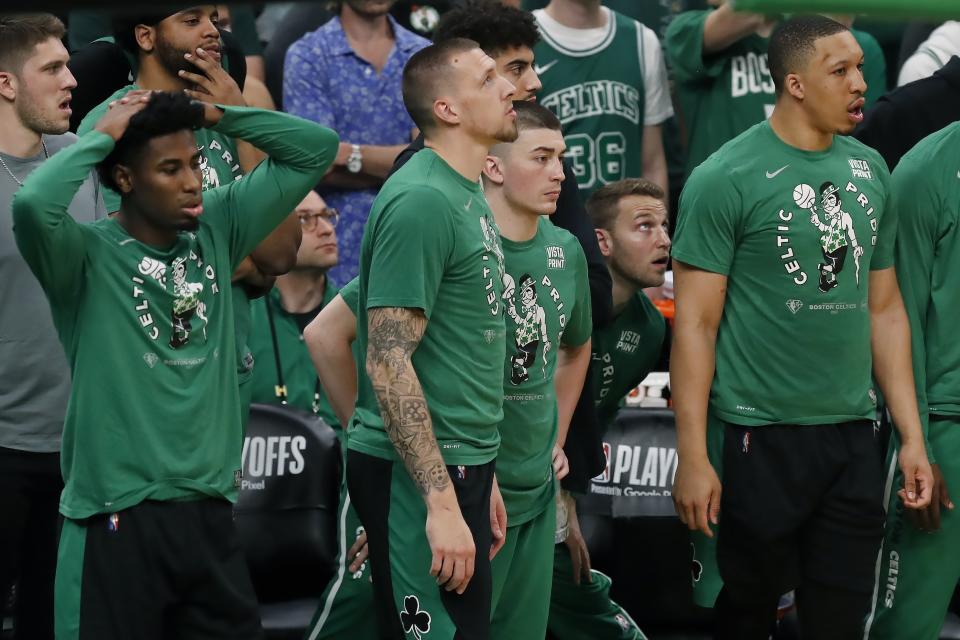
left=155, top=32, right=204, bottom=79
left=493, top=119, right=519, bottom=144
left=344, top=0, right=396, bottom=18
left=15, top=84, right=69, bottom=136
left=609, top=250, right=658, bottom=291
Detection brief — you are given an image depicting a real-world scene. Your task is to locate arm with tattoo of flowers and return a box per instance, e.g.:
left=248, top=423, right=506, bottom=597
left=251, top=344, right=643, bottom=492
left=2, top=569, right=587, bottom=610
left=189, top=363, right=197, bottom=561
left=366, top=306, right=450, bottom=495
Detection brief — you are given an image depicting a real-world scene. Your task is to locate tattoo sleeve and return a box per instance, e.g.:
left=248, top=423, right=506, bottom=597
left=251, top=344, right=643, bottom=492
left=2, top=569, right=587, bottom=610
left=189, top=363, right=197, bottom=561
left=366, top=307, right=450, bottom=496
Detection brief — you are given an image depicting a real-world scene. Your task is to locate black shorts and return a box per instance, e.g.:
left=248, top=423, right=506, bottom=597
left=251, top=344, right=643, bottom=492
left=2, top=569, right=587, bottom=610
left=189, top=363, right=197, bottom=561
left=347, top=450, right=495, bottom=640
left=55, top=499, right=261, bottom=640
left=717, top=420, right=885, bottom=598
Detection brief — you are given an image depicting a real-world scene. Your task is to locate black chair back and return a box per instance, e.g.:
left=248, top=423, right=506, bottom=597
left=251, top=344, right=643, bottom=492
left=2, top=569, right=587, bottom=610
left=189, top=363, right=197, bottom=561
left=235, top=404, right=341, bottom=602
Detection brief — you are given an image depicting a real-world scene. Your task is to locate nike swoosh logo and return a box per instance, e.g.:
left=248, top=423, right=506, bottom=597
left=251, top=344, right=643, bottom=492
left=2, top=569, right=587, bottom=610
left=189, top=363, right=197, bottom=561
left=464, top=197, right=473, bottom=211
left=765, top=164, right=790, bottom=179
left=533, top=60, right=559, bottom=76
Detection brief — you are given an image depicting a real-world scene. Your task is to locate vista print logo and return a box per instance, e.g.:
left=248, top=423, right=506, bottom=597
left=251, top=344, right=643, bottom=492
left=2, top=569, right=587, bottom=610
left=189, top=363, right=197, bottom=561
left=785, top=299, right=803, bottom=314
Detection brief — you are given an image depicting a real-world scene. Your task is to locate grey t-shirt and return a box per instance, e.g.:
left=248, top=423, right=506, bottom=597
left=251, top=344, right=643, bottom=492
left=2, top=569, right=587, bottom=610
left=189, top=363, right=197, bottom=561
left=1, top=132, right=106, bottom=452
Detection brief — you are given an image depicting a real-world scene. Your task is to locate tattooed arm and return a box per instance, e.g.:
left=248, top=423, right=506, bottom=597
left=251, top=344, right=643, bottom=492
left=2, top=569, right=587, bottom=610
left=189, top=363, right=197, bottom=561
left=366, top=307, right=477, bottom=594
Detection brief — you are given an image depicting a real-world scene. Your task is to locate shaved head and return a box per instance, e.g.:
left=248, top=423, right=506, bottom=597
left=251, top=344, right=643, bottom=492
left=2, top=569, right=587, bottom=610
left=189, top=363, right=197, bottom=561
left=401, top=37, right=480, bottom=133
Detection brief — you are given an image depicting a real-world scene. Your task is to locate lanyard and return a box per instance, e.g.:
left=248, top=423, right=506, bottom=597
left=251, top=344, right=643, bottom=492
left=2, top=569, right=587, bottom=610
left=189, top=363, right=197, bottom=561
left=264, top=295, right=322, bottom=415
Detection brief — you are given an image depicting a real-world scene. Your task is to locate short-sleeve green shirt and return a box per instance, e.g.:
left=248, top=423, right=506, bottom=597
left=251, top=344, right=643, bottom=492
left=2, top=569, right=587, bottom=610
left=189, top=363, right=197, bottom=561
left=672, top=120, right=893, bottom=426
left=591, top=292, right=666, bottom=429
left=498, top=219, right=592, bottom=524
left=347, top=149, right=508, bottom=465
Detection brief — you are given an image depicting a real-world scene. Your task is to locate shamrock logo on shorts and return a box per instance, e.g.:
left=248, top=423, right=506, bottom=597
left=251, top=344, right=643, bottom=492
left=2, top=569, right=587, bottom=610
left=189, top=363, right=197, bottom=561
left=400, top=595, right=431, bottom=639
left=691, top=543, right=704, bottom=584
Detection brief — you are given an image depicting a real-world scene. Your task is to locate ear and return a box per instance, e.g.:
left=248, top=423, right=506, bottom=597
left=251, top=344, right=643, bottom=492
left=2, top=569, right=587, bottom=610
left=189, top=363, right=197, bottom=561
left=113, top=164, right=134, bottom=195
left=482, top=155, right=505, bottom=186
left=785, top=72, right=804, bottom=100
left=595, top=228, right=613, bottom=258
left=0, top=71, right=17, bottom=102
left=134, top=24, right=157, bottom=54
left=433, top=97, right=461, bottom=127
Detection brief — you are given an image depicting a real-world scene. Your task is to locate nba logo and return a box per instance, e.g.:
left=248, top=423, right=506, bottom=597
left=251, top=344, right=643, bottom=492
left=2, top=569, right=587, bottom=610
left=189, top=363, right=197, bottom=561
left=107, top=513, right=119, bottom=532
left=742, top=432, right=751, bottom=454
left=592, top=442, right=611, bottom=483
left=456, top=465, right=467, bottom=480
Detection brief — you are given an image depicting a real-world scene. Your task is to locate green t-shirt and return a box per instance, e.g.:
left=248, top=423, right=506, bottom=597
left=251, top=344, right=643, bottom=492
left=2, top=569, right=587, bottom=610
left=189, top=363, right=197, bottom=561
left=592, top=292, right=667, bottom=429
left=248, top=284, right=340, bottom=430
left=78, top=85, right=255, bottom=390
left=892, top=122, right=960, bottom=431
left=534, top=8, right=673, bottom=200
left=12, top=106, right=338, bottom=519
left=348, top=149, right=508, bottom=466
left=498, top=218, right=591, bottom=524
left=672, top=120, right=894, bottom=426
left=666, top=10, right=775, bottom=179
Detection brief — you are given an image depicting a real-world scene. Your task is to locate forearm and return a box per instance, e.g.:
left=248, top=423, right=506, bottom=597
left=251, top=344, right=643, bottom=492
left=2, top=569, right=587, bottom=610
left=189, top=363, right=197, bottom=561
left=642, top=127, right=669, bottom=202
left=349, top=144, right=408, bottom=180
left=872, top=300, right=925, bottom=446
left=555, top=341, right=592, bottom=448
left=671, top=325, right=716, bottom=462
left=211, top=106, right=338, bottom=174
left=702, top=3, right=767, bottom=54
left=12, top=131, right=108, bottom=283
left=14, top=130, right=112, bottom=229
left=366, top=307, right=458, bottom=509
left=311, top=341, right=358, bottom=428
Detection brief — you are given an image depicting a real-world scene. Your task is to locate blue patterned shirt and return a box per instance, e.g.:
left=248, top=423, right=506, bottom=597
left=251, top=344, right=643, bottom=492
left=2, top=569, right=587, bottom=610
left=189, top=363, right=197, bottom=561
left=284, top=16, right=429, bottom=286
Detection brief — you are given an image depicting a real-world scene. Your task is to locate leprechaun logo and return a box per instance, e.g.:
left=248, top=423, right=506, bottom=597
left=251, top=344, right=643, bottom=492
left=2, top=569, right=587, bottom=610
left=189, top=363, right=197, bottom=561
left=503, top=273, right=551, bottom=385
left=169, top=256, right=206, bottom=349
left=794, top=181, right=864, bottom=292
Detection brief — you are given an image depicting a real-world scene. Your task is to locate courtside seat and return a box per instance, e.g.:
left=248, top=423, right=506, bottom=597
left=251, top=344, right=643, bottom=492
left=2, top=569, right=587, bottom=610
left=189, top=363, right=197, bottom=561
left=235, top=404, right=341, bottom=639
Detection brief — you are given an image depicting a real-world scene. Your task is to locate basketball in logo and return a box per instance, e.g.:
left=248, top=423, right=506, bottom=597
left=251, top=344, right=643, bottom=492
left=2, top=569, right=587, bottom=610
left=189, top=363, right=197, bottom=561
left=793, top=183, right=816, bottom=209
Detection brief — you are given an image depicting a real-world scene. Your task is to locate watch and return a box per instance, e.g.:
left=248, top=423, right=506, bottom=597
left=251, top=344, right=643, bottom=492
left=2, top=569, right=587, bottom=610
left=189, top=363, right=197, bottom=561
left=346, top=144, right=363, bottom=174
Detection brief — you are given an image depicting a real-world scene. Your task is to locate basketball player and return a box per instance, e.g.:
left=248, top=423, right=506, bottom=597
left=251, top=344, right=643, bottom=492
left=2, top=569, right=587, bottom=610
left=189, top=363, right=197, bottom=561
left=671, top=15, right=932, bottom=639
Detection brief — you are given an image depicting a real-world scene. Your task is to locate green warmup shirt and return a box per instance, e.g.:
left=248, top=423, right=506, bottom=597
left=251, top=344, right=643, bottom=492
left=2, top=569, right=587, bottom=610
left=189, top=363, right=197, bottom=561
left=891, top=122, right=960, bottom=443
left=12, top=106, right=337, bottom=519
left=672, top=120, right=893, bottom=427
left=248, top=283, right=340, bottom=430
left=348, top=149, right=508, bottom=466
left=533, top=7, right=674, bottom=199
left=498, top=218, right=592, bottom=524
left=666, top=10, right=775, bottom=179
left=77, top=85, right=257, bottom=394
left=591, top=292, right=667, bottom=428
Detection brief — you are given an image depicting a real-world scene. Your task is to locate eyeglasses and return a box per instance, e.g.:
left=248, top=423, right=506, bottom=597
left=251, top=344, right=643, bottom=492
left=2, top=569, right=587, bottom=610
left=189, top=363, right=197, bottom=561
left=298, top=207, right=339, bottom=231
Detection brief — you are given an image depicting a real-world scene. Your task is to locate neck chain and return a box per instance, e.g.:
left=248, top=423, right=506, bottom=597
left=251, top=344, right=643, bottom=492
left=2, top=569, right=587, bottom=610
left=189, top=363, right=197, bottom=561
left=0, top=138, right=49, bottom=186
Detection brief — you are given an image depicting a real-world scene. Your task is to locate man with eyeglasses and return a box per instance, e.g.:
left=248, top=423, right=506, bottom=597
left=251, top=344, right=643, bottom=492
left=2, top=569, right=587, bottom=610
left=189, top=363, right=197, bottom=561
left=248, top=190, right=342, bottom=427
